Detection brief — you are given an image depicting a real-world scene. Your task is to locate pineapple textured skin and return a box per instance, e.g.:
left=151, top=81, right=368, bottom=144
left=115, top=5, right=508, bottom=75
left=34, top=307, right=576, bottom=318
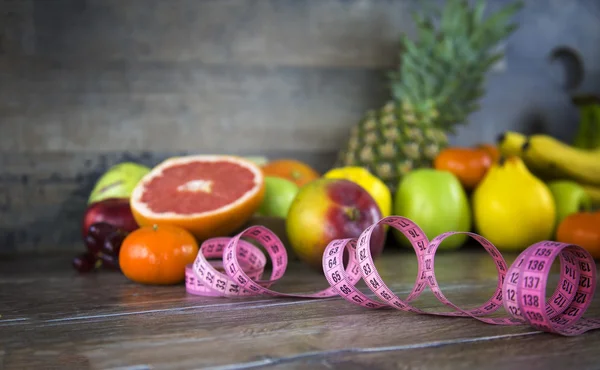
left=336, top=101, right=448, bottom=192
left=335, top=0, right=524, bottom=193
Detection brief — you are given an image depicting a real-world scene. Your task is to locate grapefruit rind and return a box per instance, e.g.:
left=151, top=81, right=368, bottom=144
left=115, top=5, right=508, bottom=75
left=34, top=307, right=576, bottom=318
left=130, top=155, right=265, bottom=241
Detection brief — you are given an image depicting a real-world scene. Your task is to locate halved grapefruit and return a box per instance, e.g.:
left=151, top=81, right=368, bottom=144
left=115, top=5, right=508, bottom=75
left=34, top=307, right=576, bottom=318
left=130, top=155, right=265, bottom=241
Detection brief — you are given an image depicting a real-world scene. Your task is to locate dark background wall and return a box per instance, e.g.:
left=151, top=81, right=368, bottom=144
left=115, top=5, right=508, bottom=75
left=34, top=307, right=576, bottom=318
left=1, top=0, right=600, bottom=255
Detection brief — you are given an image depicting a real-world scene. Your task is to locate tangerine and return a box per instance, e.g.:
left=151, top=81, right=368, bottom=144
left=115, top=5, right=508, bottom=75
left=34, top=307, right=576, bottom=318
left=261, top=159, right=320, bottom=187
left=476, top=143, right=501, bottom=163
left=555, top=211, right=600, bottom=259
left=433, top=147, right=493, bottom=190
left=119, top=224, right=199, bottom=285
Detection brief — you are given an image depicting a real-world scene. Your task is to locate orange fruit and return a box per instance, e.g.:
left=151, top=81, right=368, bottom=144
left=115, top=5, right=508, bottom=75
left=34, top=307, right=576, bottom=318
left=130, top=155, right=265, bottom=241
left=556, top=211, right=600, bottom=259
left=476, top=143, right=501, bottom=163
left=433, top=147, right=492, bottom=190
left=261, top=159, right=320, bottom=187
left=119, top=224, right=199, bottom=285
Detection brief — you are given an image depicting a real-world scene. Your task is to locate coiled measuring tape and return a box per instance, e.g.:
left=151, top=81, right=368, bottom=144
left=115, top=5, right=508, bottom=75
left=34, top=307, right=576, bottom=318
left=184, top=215, right=600, bottom=336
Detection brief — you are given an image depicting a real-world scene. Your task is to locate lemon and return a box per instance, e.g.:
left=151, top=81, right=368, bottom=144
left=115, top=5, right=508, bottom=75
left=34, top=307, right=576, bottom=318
left=323, top=166, right=392, bottom=218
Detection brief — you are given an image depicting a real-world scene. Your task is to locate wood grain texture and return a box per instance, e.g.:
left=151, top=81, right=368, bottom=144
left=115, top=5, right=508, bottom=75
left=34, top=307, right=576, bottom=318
left=2, top=0, right=600, bottom=255
left=30, top=0, right=415, bottom=68
left=0, top=60, right=388, bottom=152
left=0, top=0, right=35, bottom=56
left=0, top=150, right=336, bottom=254
left=0, top=59, right=582, bottom=154
left=2, top=0, right=597, bottom=154
left=1, top=250, right=599, bottom=369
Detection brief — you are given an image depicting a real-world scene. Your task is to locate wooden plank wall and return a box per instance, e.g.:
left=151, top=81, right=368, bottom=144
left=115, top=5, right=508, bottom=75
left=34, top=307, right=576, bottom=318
left=1, top=0, right=600, bottom=255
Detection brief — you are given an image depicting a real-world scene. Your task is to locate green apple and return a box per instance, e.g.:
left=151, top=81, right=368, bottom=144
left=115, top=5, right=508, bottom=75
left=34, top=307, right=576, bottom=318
left=257, top=176, right=300, bottom=218
left=547, top=180, right=592, bottom=227
left=88, top=162, right=151, bottom=204
left=393, top=168, right=471, bottom=250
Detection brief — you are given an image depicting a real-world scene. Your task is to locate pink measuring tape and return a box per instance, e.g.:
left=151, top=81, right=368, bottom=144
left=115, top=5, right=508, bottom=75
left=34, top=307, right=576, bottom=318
left=184, top=215, right=600, bottom=336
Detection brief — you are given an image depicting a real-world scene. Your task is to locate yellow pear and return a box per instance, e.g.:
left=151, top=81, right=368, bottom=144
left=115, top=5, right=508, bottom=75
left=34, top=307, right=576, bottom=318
left=472, top=156, right=556, bottom=251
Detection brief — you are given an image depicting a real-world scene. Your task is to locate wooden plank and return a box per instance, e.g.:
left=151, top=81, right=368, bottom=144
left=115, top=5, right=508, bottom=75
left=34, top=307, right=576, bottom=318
left=1, top=57, right=580, bottom=154
left=2, top=0, right=592, bottom=155
left=0, top=251, right=599, bottom=369
left=0, top=60, right=388, bottom=153
left=262, top=333, right=600, bottom=369
left=0, top=250, right=507, bottom=319
left=0, top=0, right=35, bottom=56
left=1, top=0, right=596, bottom=258
left=30, top=0, right=415, bottom=68
left=0, top=150, right=337, bottom=255
left=27, top=0, right=600, bottom=72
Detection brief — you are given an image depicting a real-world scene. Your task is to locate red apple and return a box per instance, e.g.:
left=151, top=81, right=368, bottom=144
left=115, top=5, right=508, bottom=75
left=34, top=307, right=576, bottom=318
left=285, top=178, right=386, bottom=271
left=82, top=198, right=139, bottom=239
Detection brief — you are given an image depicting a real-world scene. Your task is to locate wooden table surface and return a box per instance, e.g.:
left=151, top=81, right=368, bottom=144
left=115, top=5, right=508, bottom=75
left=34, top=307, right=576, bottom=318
left=2, top=246, right=600, bottom=370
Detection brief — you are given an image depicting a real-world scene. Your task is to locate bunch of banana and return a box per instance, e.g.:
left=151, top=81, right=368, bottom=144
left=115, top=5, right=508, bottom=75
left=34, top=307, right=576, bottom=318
left=497, top=131, right=600, bottom=207
left=497, top=132, right=563, bottom=181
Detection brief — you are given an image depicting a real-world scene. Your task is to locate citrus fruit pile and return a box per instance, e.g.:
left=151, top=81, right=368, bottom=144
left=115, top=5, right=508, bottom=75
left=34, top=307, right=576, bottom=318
left=73, top=155, right=267, bottom=284
left=122, top=155, right=266, bottom=284
left=74, top=153, right=398, bottom=284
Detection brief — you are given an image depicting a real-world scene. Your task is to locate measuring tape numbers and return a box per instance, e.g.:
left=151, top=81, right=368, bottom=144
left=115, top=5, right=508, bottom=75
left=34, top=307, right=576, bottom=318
left=184, top=216, right=600, bottom=336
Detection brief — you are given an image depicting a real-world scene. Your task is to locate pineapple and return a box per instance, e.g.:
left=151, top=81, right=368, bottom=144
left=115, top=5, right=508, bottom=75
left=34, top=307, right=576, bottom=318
left=336, top=0, right=524, bottom=193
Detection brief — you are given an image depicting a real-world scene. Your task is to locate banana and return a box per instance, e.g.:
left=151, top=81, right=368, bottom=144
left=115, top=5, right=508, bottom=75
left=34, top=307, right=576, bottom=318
left=497, top=131, right=526, bottom=158
left=497, top=131, right=561, bottom=181
left=581, top=183, right=600, bottom=209
left=522, top=134, right=600, bottom=186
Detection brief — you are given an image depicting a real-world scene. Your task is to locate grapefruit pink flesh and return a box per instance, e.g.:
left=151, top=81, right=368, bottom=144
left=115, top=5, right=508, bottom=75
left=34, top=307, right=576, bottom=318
left=140, top=161, right=257, bottom=214
left=130, top=155, right=265, bottom=241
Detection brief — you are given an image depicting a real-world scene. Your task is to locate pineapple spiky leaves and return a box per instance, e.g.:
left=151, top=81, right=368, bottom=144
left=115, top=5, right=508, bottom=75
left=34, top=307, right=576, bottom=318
left=335, top=0, right=524, bottom=193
